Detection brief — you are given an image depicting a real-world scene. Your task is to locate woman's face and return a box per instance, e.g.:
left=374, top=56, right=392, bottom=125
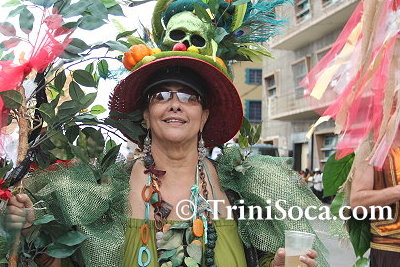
left=143, top=82, right=209, bottom=146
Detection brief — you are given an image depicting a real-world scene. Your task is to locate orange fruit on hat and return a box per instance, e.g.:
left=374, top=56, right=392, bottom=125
left=122, top=52, right=137, bottom=70
left=130, top=44, right=152, bottom=62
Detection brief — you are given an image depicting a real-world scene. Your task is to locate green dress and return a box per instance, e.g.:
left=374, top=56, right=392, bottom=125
left=123, top=218, right=247, bottom=267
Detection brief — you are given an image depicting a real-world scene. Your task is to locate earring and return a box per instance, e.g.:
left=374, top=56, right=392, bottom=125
left=198, top=132, right=208, bottom=160
left=143, top=129, right=151, bottom=154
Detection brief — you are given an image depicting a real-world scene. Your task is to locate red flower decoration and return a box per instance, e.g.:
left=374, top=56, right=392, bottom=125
left=0, top=179, right=5, bottom=187
left=0, top=188, right=12, bottom=201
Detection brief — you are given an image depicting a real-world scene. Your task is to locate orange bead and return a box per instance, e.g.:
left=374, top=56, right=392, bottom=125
left=122, top=52, right=136, bottom=70
left=191, top=239, right=202, bottom=246
left=141, top=185, right=154, bottom=202
left=193, top=218, right=204, bottom=237
left=140, top=224, right=150, bottom=244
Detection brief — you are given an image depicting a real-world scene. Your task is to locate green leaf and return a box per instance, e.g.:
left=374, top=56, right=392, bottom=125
left=54, top=70, right=67, bottom=92
left=0, top=51, right=15, bottom=61
left=184, top=257, right=198, bottom=267
left=57, top=231, right=88, bottom=246
left=90, top=105, right=106, bottom=115
left=65, top=38, right=90, bottom=54
left=116, top=30, right=136, bottom=40
left=57, top=100, right=82, bottom=119
left=100, top=144, right=120, bottom=172
left=348, top=217, right=371, bottom=257
left=158, top=231, right=183, bottom=250
left=69, top=81, right=85, bottom=101
left=82, top=127, right=105, bottom=158
left=73, top=70, right=96, bottom=87
left=330, top=192, right=345, bottom=218
left=34, top=232, right=52, bottom=248
left=97, top=59, right=109, bottom=79
left=8, top=5, right=25, bottom=17
left=186, top=243, right=202, bottom=264
left=354, top=257, right=369, bottom=267
left=323, top=153, right=354, bottom=196
left=70, top=145, right=89, bottom=163
left=50, top=92, right=61, bottom=109
left=158, top=248, right=177, bottom=262
left=0, top=22, right=16, bottom=36
left=61, top=0, right=91, bottom=18
left=38, top=103, right=56, bottom=123
left=0, top=161, right=13, bottom=179
left=105, top=139, right=117, bottom=152
left=65, top=125, right=80, bottom=143
left=238, top=134, right=248, bottom=149
left=26, top=0, right=59, bottom=8
left=60, top=50, right=81, bottom=60
left=208, top=0, right=219, bottom=15
left=78, top=15, right=106, bottom=30
left=107, top=4, right=124, bottom=16
left=100, top=0, right=118, bottom=8
left=240, top=116, right=251, bottom=137
left=87, top=0, right=108, bottom=20
left=215, top=27, right=228, bottom=43
left=19, top=6, right=34, bottom=34
left=0, top=90, right=22, bottom=109
left=104, top=117, right=145, bottom=143
left=33, top=214, right=56, bottom=225
left=105, top=40, right=130, bottom=52
left=49, top=147, right=73, bottom=160
left=74, top=114, right=99, bottom=124
left=46, top=243, right=79, bottom=258
left=85, top=62, right=94, bottom=74
left=54, top=0, right=71, bottom=13
left=193, top=3, right=212, bottom=23
left=2, top=0, right=20, bottom=7
left=232, top=0, right=250, bottom=6
left=80, top=93, right=97, bottom=109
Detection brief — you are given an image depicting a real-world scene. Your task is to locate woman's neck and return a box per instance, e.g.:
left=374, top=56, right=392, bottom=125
left=150, top=139, right=200, bottom=180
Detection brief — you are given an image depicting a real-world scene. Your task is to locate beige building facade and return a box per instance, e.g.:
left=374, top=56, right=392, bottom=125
left=231, top=61, right=263, bottom=125
left=262, top=0, right=360, bottom=171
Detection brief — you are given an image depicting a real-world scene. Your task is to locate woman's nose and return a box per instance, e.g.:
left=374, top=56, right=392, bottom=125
left=169, top=92, right=182, bottom=111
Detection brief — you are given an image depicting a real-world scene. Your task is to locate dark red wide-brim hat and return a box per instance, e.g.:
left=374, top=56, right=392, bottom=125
left=109, top=51, right=243, bottom=147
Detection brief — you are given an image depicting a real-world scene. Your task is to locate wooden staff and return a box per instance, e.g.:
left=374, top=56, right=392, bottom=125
left=8, top=85, right=30, bottom=267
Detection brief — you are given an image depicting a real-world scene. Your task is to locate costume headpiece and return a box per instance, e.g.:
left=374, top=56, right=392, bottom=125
left=109, top=0, right=291, bottom=147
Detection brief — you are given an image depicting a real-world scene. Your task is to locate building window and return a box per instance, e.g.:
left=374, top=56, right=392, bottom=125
left=295, top=0, right=311, bottom=23
left=264, top=74, right=276, bottom=97
left=316, top=46, right=331, bottom=62
left=320, top=134, right=337, bottom=162
left=245, top=100, right=262, bottom=123
left=245, top=68, right=262, bottom=85
left=292, top=58, right=309, bottom=98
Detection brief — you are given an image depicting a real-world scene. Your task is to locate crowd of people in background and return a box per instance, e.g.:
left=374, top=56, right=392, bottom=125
left=300, top=168, right=331, bottom=204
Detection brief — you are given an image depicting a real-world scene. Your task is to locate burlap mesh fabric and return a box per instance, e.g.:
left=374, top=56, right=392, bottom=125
left=216, top=147, right=330, bottom=267
left=24, top=162, right=131, bottom=267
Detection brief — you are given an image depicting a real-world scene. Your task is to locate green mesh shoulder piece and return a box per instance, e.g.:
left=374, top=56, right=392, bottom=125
left=216, top=147, right=330, bottom=267
left=25, top=162, right=131, bottom=267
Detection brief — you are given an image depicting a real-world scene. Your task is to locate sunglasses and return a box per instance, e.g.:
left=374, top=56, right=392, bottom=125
left=148, top=91, right=202, bottom=104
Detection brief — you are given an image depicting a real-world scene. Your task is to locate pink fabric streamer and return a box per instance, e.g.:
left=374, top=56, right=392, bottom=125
left=0, top=8, right=72, bottom=157
left=302, top=0, right=400, bottom=169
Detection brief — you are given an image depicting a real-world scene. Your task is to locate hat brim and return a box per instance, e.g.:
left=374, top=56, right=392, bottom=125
left=109, top=54, right=243, bottom=147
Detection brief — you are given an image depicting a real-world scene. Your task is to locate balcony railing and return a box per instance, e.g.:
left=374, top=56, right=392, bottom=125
left=268, top=89, right=337, bottom=121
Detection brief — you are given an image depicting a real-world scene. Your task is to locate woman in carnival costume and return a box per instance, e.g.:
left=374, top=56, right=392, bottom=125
left=4, top=0, right=329, bottom=266
left=303, top=0, right=400, bottom=265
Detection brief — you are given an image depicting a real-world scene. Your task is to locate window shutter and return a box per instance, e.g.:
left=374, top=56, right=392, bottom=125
left=245, top=100, right=250, bottom=119
left=245, top=68, right=250, bottom=84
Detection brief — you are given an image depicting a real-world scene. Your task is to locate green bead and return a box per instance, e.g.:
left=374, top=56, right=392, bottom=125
left=206, top=240, right=215, bottom=249
left=208, top=233, right=217, bottom=241
left=205, top=258, right=214, bottom=266
left=207, top=226, right=215, bottom=233
left=205, top=248, right=214, bottom=258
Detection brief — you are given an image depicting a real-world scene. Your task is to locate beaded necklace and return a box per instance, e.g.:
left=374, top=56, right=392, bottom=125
left=138, top=152, right=218, bottom=267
